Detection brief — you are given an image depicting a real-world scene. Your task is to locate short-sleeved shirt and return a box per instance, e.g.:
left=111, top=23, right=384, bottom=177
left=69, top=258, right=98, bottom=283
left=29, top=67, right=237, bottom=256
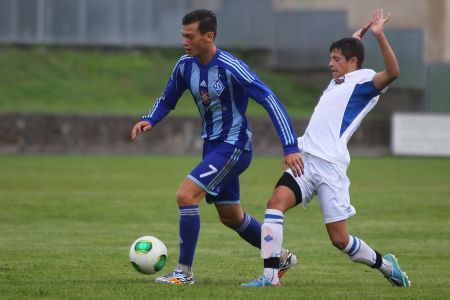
left=299, top=69, right=383, bottom=169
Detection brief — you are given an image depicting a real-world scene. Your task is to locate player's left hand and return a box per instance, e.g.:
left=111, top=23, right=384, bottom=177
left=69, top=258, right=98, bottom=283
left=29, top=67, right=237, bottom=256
left=283, top=152, right=304, bottom=177
left=352, top=21, right=371, bottom=40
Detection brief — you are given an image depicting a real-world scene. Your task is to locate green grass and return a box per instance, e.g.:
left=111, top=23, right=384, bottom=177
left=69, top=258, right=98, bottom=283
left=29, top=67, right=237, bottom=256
left=1, top=155, right=449, bottom=299
left=0, top=46, right=319, bottom=117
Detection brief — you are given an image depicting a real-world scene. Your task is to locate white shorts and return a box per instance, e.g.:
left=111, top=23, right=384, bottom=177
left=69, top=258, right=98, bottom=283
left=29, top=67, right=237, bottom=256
left=286, top=152, right=356, bottom=224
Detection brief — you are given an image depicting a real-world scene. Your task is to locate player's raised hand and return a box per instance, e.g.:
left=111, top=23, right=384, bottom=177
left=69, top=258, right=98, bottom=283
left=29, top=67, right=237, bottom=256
left=370, top=8, right=390, bottom=36
left=131, top=120, right=152, bottom=141
left=282, top=152, right=304, bottom=177
left=352, top=21, right=371, bottom=40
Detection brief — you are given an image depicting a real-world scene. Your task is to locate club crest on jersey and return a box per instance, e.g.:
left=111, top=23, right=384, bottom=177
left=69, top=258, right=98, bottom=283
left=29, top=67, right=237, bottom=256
left=212, top=78, right=224, bottom=96
left=334, top=75, right=345, bottom=85
left=199, top=90, right=211, bottom=105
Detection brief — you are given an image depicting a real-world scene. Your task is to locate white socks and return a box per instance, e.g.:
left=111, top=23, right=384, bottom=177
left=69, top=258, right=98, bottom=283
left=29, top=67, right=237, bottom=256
left=260, top=215, right=395, bottom=283
left=261, top=209, right=284, bottom=283
left=343, top=235, right=392, bottom=277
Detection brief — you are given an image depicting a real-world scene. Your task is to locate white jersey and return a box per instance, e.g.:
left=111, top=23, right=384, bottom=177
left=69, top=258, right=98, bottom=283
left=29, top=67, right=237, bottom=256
left=299, top=69, right=384, bottom=169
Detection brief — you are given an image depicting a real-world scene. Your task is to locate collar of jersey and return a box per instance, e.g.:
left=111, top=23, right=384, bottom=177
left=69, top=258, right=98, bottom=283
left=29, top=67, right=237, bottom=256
left=332, top=69, right=373, bottom=86
left=194, top=48, right=221, bottom=68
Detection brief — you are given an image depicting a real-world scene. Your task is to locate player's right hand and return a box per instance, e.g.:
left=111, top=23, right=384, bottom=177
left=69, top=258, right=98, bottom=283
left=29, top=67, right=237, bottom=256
left=131, top=121, right=152, bottom=141
left=282, top=152, right=304, bottom=177
left=369, top=8, right=390, bottom=36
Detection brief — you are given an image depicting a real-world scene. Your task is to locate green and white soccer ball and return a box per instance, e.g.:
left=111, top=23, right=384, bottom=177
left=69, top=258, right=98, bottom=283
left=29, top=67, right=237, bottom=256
left=129, top=236, right=168, bottom=274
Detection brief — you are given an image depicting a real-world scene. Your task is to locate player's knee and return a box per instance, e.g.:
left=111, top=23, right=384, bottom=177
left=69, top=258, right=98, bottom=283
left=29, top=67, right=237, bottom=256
left=219, top=210, right=243, bottom=228
left=330, top=238, right=347, bottom=250
left=266, top=188, right=295, bottom=213
left=219, top=215, right=238, bottom=228
left=266, top=196, right=284, bottom=210
left=176, top=190, right=196, bottom=206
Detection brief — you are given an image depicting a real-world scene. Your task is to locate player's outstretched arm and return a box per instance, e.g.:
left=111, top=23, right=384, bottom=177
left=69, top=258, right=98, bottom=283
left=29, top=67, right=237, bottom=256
left=371, top=9, right=400, bottom=90
left=131, top=121, right=153, bottom=141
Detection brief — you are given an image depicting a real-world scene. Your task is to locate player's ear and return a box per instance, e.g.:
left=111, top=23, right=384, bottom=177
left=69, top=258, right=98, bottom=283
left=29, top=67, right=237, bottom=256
left=206, top=31, right=215, bottom=41
left=350, top=56, right=358, bottom=69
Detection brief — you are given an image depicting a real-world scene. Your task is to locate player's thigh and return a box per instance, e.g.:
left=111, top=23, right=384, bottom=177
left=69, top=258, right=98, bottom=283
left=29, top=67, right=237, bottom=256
left=206, top=176, right=241, bottom=205
left=316, top=170, right=355, bottom=224
left=285, top=152, right=316, bottom=206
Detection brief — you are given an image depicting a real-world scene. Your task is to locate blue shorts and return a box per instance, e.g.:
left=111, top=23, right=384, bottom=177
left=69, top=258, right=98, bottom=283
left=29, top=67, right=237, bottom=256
left=188, top=141, right=252, bottom=205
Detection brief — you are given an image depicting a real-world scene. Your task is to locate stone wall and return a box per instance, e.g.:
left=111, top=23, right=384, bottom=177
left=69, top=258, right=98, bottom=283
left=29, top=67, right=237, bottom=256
left=0, top=113, right=390, bottom=156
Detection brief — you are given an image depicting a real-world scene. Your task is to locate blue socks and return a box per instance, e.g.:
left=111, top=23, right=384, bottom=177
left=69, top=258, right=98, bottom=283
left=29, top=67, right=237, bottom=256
left=178, top=208, right=261, bottom=270
left=235, top=212, right=262, bottom=248
left=178, top=205, right=200, bottom=267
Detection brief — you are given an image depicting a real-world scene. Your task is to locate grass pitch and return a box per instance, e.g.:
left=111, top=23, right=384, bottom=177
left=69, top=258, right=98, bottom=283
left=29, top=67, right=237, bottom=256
left=0, top=155, right=449, bottom=299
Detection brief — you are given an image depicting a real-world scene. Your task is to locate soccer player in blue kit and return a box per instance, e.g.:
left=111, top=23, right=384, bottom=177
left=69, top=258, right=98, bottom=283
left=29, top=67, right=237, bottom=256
left=131, top=9, right=304, bottom=285
left=243, top=9, right=411, bottom=287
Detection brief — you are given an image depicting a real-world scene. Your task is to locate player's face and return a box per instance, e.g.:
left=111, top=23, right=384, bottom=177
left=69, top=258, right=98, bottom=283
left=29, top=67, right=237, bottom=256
left=329, top=49, right=357, bottom=79
left=181, top=22, right=214, bottom=58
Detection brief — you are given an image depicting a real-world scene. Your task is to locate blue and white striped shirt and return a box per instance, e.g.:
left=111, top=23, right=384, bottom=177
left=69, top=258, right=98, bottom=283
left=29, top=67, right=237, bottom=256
left=142, top=49, right=299, bottom=155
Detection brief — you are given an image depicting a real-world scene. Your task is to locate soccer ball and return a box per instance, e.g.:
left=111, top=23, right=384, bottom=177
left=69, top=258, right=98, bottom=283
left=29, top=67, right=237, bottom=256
left=129, top=236, right=168, bottom=274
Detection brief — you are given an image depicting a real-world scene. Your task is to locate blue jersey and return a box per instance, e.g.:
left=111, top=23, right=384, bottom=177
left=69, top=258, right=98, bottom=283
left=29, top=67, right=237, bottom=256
left=142, top=49, right=299, bottom=155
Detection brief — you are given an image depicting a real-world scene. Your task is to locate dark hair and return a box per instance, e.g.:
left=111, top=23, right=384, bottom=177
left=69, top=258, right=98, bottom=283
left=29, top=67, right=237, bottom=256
left=182, top=9, right=217, bottom=38
left=329, top=38, right=365, bottom=69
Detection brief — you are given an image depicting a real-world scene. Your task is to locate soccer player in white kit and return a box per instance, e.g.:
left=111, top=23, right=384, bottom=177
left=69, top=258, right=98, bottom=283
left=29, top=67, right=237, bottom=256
left=243, top=9, right=411, bottom=287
